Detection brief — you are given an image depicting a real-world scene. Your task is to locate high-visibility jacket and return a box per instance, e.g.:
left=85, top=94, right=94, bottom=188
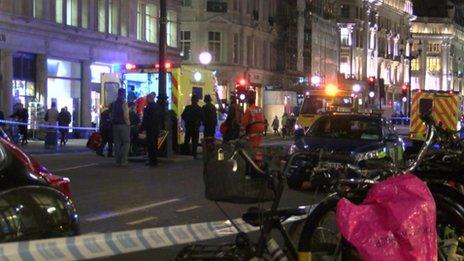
left=241, top=105, right=265, bottom=147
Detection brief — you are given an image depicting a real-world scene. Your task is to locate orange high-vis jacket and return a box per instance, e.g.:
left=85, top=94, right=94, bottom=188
left=241, top=104, right=265, bottom=147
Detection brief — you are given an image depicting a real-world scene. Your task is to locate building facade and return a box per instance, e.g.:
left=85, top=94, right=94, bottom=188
left=411, top=1, right=464, bottom=92
left=179, top=0, right=280, bottom=107
left=276, top=0, right=339, bottom=91
left=0, top=0, right=180, bottom=127
left=336, top=0, right=413, bottom=112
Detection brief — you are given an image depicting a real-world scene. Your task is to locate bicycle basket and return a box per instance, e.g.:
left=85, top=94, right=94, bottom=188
left=203, top=143, right=276, bottom=204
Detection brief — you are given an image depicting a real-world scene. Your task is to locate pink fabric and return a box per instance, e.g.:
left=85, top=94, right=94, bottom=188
left=336, top=174, right=437, bottom=261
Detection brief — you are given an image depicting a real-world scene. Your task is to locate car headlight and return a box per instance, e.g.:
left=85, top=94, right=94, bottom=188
left=354, top=148, right=387, bottom=162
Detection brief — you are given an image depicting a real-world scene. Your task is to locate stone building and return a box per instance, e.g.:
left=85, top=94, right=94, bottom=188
left=179, top=0, right=281, bottom=106
left=336, top=0, right=413, bottom=112
left=275, top=0, right=339, bottom=91
left=0, top=0, right=180, bottom=127
left=411, top=0, right=464, bottom=92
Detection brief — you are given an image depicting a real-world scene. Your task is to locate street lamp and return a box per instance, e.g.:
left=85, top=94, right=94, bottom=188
left=400, top=38, right=422, bottom=117
left=199, top=51, right=212, bottom=66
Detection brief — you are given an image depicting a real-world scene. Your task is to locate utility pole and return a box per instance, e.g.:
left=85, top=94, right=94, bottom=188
left=158, top=0, right=172, bottom=157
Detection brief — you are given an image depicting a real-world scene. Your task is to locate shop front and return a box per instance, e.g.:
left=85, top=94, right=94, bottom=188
left=46, top=59, right=81, bottom=127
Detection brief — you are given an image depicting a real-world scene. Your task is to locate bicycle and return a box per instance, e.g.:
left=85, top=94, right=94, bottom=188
left=176, top=142, right=310, bottom=260
left=294, top=116, right=464, bottom=260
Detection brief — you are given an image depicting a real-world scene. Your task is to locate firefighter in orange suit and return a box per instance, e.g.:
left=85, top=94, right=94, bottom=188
left=241, top=93, right=265, bottom=147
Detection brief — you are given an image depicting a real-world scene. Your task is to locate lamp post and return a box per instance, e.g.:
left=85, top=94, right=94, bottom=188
left=400, top=38, right=422, bottom=117
left=199, top=51, right=224, bottom=112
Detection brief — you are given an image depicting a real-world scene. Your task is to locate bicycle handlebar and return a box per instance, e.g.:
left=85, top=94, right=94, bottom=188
left=237, top=149, right=266, bottom=176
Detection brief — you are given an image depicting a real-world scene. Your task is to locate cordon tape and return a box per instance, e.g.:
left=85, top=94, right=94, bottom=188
left=0, top=119, right=97, bottom=131
left=0, top=207, right=314, bottom=260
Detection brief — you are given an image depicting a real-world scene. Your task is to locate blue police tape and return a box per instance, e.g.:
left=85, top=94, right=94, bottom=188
left=0, top=119, right=97, bottom=131
left=0, top=208, right=313, bottom=260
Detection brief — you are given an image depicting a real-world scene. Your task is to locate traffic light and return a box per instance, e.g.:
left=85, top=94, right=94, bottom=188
left=235, top=78, right=248, bottom=102
left=368, top=76, right=376, bottom=92
left=401, top=83, right=408, bottom=97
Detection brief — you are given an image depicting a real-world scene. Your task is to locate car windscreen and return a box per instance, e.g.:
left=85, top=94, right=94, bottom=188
left=308, top=116, right=381, bottom=141
left=300, top=96, right=353, bottom=114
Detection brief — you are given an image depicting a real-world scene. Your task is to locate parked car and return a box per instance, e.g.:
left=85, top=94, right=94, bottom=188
left=0, top=128, right=72, bottom=198
left=287, top=113, right=405, bottom=189
left=0, top=185, right=79, bottom=242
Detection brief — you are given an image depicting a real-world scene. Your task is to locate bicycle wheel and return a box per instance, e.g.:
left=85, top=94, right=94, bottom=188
left=297, top=195, right=360, bottom=261
left=429, top=185, right=464, bottom=259
left=297, top=187, right=464, bottom=261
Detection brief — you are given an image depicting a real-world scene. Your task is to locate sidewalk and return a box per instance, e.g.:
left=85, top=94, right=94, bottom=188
left=19, top=139, right=90, bottom=155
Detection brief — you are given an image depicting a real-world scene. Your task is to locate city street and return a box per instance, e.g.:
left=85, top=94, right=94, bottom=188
left=30, top=139, right=312, bottom=259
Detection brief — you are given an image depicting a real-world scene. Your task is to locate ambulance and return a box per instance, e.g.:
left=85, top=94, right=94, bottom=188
left=409, top=90, right=462, bottom=141
left=100, top=64, right=217, bottom=144
left=296, top=85, right=355, bottom=131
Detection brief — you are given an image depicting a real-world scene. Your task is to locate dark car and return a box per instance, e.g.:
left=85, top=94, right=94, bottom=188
left=0, top=186, right=79, bottom=242
left=287, top=114, right=405, bottom=189
left=0, top=128, right=79, bottom=242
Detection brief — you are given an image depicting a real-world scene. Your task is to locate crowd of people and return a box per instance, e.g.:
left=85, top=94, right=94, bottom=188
left=1, top=102, right=73, bottom=146
left=271, top=113, right=297, bottom=139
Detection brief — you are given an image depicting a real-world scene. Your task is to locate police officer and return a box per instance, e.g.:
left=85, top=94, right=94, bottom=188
left=181, top=95, right=203, bottom=159
left=241, top=93, right=265, bottom=148
left=97, top=107, right=113, bottom=157
left=202, top=95, right=217, bottom=138
left=142, top=93, right=162, bottom=166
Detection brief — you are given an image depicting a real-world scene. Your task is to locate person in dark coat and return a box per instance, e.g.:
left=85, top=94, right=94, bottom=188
left=202, top=95, right=217, bottom=138
left=10, top=103, right=28, bottom=145
left=97, top=107, right=113, bottom=157
left=223, top=96, right=241, bottom=143
left=142, top=93, right=162, bottom=166
left=128, top=102, right=140, bottom=155
left=57, top=107, right=72, bottom=146
left=181, top=95, right=203, bottom=159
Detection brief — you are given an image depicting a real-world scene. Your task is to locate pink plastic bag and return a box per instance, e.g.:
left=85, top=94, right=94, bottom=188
left=336, top=174, right=437, bottom=261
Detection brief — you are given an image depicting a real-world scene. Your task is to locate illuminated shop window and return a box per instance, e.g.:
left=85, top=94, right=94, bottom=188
left=427, top=57, right=441, bottom=72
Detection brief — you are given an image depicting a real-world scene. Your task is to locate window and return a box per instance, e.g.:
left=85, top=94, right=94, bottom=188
left=0, top=1, right=13, bottom=13
left=340, top=28, right=350, bottom=46
left=120, top=1, right=128, bottom=36
left=340, top=4, right=349, bottom=18
left=47, top=59, right=82, bottom=125
left=180, top=31, right=191, bottom=61
left=208, top=32, right=222, bottom=62
left=247, top=36, right=253, bottom=66
left=233, top=0, right=239, bottom=11
left=109, top=0, right=120, bottom=35
left=207, top=0, right=227, bottom=13
left=428, top=43, right=441, bottom=53
left=137, top=2, right=145, bottom=40
left=13, top=0, right=30, bottom=16
left=137, top=2, right=158, bottom=43
left=427, top=57, right=441, bottom=72
left=167, top=11, right=177, bottom=47
left=33, top=0, right=44, bottom=19
left=182, top=0, right=192, bottom=7
left=233, top=33, right=240, bottom=64
left=263, top=41, right=268, bottom=69
left=81, top=0, right=89, bottom=28
left=56, top=0, right=63, bottom=23
left=411, top=59, right=420, bottom=71
left=66, top=0, right=78, bottom=26
left=97, top=0, right=106, bottom=32
left=146, top=4, right=158, bottom=43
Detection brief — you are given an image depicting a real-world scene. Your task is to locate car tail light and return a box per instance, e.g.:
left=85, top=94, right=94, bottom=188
left=0, top=139, right=72, bottom=198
